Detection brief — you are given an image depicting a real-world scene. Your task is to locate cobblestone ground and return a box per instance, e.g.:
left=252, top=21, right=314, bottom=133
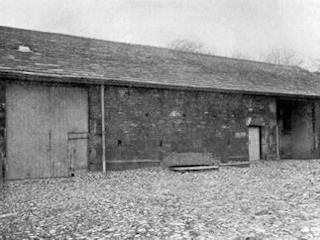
left=1, top=160, right=320, bottom=239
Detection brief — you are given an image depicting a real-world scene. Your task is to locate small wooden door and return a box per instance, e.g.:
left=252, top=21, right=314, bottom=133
left=248, top=127, right=260, bottom=161
left=67, top=132, right=89, bottom=175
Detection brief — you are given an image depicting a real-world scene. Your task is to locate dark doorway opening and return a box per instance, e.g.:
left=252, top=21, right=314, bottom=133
left=277, top=99, right=315, bottom=159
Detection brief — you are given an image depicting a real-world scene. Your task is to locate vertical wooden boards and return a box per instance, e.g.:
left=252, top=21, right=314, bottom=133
left=6, top=83, right=88, bottom=180
left=248, top=127, right=261, bottom=161
left=6, top=84, right=51, bottom=179
left=59, top=87, right=88, bottom=173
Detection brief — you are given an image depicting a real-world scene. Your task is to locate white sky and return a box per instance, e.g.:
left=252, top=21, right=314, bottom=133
left=0, top=0, right=320, bottom=69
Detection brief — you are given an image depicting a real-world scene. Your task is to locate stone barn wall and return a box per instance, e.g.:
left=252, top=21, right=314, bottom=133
left=2, top=81, right=319, bottom=174
left=0, top=79, right=319, bottom=177
left=0, top=84, right=5, bottom=181
left=88, top=85, right=278, bottom=170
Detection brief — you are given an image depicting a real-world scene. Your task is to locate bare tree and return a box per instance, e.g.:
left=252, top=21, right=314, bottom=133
left=314, top=59, right=320, bottom=72
left=231, top=51, right=246, bottom=59
left=230, top=51, right=256, bottom=61
left=168, top=39, right=215, bottom=55
left=260, top=48, right=304, bottom=66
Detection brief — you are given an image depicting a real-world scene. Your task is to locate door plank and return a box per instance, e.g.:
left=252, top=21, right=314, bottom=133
left=6, top=84, right=51, bottom=179
left=6, top=83, right=89, bottom=179
left=50, top=86, right=88, bottom=177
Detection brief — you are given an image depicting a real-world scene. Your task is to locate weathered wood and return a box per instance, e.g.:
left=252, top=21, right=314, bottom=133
left=51, top=85, right=88, bottom=177
left=6, top=84, right=51, bottom=179
left=276, top=124, right=280, bottom=159
left=169, top=165, right=219, bottom=172
left=6, top=83, right=88, bottom=179
left=68, top=132, right=88, bottom=140
left=248, top=127, right=261, bottom=161
left=101, top=85, right=106, bottom=173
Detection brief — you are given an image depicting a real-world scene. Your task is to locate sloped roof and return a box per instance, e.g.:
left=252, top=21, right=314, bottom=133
left=0, top=25, right=320, bottom=97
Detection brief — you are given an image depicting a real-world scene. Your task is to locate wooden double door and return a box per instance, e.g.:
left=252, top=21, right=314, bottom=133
left=6, top=83, right=88, bottom=180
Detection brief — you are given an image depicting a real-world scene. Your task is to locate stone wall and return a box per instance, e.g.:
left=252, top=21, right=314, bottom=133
left=1, top=80, right=318, bottom=175
left=0, top=83, right=5, bottom=181
left=88, top=85, right=278, bottom=170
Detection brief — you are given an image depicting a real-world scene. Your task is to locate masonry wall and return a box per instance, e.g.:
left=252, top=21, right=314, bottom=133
left=88, top=86, right=278, bottom=170
left=0, top=84, right=5, bottom=181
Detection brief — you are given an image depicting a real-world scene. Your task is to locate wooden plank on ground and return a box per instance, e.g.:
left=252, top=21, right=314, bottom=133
left=170, top=165, right=219, bottom=172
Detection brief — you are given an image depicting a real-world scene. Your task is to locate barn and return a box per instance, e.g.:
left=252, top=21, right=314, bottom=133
left=1, top=26, right=320, bottom=180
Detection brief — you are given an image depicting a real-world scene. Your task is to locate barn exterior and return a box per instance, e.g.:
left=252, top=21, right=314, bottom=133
left=1, top=26, right=320, bottom=180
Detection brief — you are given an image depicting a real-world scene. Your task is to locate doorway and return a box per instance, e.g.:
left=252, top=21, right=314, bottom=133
left=277, top=99, right=314, bottom=159
left=248, top=127, right=261, bottom=161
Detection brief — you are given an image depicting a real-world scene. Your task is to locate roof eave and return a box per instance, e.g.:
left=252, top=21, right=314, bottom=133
left=1, top=69, right=320, bottom=99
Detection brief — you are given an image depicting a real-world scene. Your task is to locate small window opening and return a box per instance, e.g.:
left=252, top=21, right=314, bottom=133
left=145, top=113, right=149, bottom=117
left=117, top=140, right=122, bottom=146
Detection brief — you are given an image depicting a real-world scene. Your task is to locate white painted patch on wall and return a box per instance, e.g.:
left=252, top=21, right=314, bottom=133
left=7, top=55, right=15, bottom=60
left=169, top=110, right=182, bottom=117
left=246, top=117, right=252, bottom=126
left=269, top=102, right=276, bottom=113
left=18, top=45, right=32, bottom=53
left=235, top=132, right=247, bottom=138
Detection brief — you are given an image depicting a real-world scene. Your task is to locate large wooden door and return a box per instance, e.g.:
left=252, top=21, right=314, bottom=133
left=6, top=83, right=88, bottom=180
left=50, top=86, right=88, bottom=177
left=248, top=127, right=261, bottom=161
left=6, top=84, right=51, bottom=179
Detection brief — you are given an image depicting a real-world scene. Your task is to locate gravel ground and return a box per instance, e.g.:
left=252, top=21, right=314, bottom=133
left=1, top=160, right=320, bottom=240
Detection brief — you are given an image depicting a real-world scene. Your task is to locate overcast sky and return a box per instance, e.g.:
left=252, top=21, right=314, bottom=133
left=0, top=0, right=320, bottom=70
